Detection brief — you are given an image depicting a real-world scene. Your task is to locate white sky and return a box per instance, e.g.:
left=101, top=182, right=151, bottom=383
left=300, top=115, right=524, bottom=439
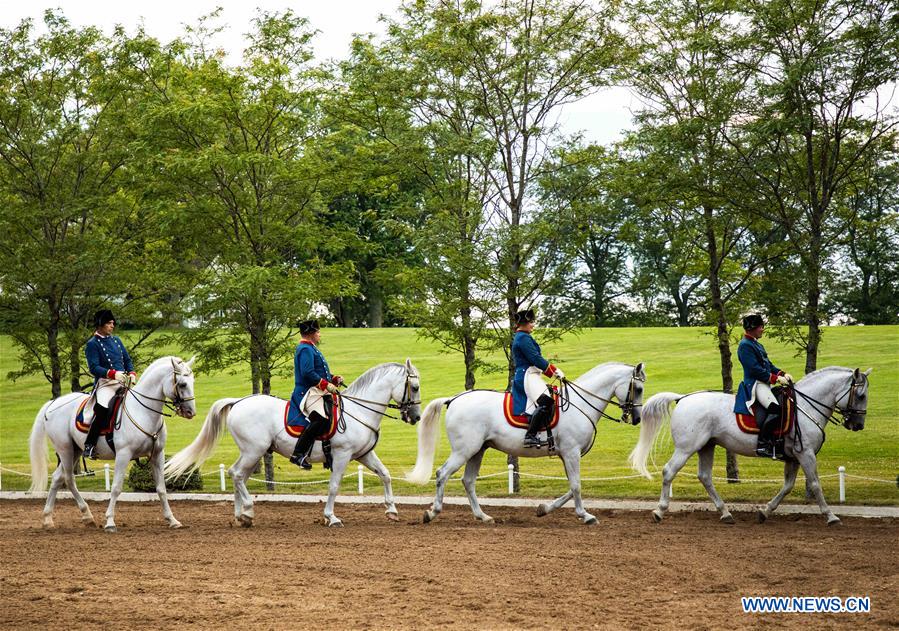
left=1, top=0, right=635, bottom=145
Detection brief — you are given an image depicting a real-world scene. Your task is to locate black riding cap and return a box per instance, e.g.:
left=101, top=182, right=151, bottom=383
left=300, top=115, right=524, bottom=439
left=742, top=313, right=764, bottom=330
left=94, top=309, right=116, bottom=327
left=298, top=319, right=320, bottom=335
left=514, top=309, right=536, bottom=325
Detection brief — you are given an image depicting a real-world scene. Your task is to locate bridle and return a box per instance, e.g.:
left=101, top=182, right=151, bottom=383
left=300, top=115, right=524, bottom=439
left=561, top=367, right=645, bottom=426
left=793, top=371, right=869, bottom=431
left=125, top=358, right=196, bottom=418
left=335, top=368, right=422, bottom=424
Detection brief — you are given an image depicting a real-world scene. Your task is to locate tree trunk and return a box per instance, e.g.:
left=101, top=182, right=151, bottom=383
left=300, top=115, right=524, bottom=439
left=69, top=336, right=82, bottom=393
left=704, top=205, right=739, bottom=483
left=47, top=304, right=62, bottom=399
left=367, top=291, right=384, bottom=328
left=803, top=242, right=822, bottom=374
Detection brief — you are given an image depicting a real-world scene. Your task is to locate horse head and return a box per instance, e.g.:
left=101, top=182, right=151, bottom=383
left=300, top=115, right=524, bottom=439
left=166, top=356, right=197, bottom=419
left=615, top=362, right=646, bottom=425
left=394, top=358, right=422, bottom=425
left=836, top=367, right=872, bottom=432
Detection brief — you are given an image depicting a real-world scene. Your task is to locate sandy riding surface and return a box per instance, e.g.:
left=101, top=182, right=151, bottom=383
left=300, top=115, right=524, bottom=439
left=1, top=499, right=896, bottom=630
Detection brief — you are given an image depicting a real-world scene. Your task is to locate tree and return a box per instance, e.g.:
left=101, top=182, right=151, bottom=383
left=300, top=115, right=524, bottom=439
left=0, top=12, right=183, bottom=397
left=727, top=0, right=899, bottom=372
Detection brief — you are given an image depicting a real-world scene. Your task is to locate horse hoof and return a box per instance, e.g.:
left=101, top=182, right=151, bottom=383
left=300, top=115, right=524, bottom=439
left=720, top=514, right=735, bottom=525
left=327, top=519, right=344, bottom=528
left=42, top=518, right=55, bottom=530
left=238, top=515, right=253, bottom=528
left=757, top=510, right=768, bottom=524
left=385, top=511, right=399, bottom=522
left=479, top=516, right=495, bottom=524
left=583, top=515, right=598, bottom=525
left=104, top=525, right=117, bottom=533
left=423, top=510, right=434, bottom=524
left=169, top=521, right=184, bottom=529
left=827, top=516, right=842, bottom=527
left=652, top=510, right=663, bottom=523
left=82, top=519, right=97, bottom=528
left=536, top=504, right=549, bottom=517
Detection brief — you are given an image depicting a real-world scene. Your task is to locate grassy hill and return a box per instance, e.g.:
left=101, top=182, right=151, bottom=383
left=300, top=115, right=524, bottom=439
left=1, top=326, right=896, bottom=505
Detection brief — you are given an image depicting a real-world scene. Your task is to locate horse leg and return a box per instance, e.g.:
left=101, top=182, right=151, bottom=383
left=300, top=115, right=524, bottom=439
left=654, top=447, right=692, bottom=523
left=41, top=465, right=66, bottom=529
left=61, top=454, right=96, bottom=527
left=423, top=451, right=468, bottom=524
left=357, top=451, right=399, bottom=522
left=150, top=449, right=182, bottom=528
left=536, top=491, right=573, bottom=517
left=104, top=451, right=132, bottom=532
left=560, top=452, right=596, bottom=525
left=229, top=454, right=258, bottom=527
left=696, top=443, right=733, bottom=524
left=796, top=451, right=841, bottom=525
left=758, top=460, right=800, bottom=523
left=461, top=447, right=493, bottom=523
left=323, top=450, right=353, bottom=527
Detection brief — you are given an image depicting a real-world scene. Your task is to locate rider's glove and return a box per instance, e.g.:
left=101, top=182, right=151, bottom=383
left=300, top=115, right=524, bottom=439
left=326, top=382, right=340, bottom=394
left=554, top=368, right=565, bottom=380
left=127, top=372, right=138, bottom=387
left=776, top=374, right=790, bottom=386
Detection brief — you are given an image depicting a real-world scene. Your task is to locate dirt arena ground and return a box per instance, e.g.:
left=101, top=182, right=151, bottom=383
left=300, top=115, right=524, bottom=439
left=1, top=499, right=896, bottom=630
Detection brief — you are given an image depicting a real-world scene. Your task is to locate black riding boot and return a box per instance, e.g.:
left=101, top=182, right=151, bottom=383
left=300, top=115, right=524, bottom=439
left=290, top=411, right=329, bottom=470
left=524, top=394, right=554, bottom=448
left=755, top=404, right=780, bottom=459
left=83, top=403, right=110, bottom=459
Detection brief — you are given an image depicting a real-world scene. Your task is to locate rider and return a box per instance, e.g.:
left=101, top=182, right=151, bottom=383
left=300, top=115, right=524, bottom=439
left=734, top=313, right=793, bottom=459
left=83, top=309, right=136, bottom=459
left=511, top=308, right=565, bottom=448
left=288, top=319, right=344, bottom=470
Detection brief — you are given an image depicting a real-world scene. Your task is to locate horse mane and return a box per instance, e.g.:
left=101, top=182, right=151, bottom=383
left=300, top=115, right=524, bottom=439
left=804, top=366, right=854, bottom=377
left=577, top=361, right=634, bottom=382
left=143, top=355, right=190, bottom=376
left=345, top=362, right=409, bottom=396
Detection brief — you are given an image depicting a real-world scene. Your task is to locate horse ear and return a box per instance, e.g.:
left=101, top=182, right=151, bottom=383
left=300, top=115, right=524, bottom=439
left=864, top=368, right=872, bottom=376
left=186, top=355, right=196, bottom=368
left=853, top=368, right=860, bottom=379
left=405, top=357, right=412, bottom=370
left=636, top=362, right=644, bottom=375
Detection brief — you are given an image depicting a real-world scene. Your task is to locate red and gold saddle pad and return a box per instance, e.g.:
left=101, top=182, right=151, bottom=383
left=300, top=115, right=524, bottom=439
left=283, top=397, right=341, bottom=440
left=503, top=390, right=560, bottom=430
left=736, top=400, right=793, bottom=437
left=74, top=396, right=121, bottom=435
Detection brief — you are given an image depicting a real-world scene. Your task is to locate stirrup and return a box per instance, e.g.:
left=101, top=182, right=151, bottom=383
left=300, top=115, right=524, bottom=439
left=290, top=453, right=312, bottom=470
left=523, top=434, right=545, bottom=448
left=83, top=444, right=97, bottom=460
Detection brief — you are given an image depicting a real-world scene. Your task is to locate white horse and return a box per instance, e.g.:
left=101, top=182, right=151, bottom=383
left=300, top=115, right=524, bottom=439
left=407, top=362, right=646, bottom=525
left=629, top=366, right=872, bottom=526
left=165, top=359, right=422, bottom=527
left=28, top=356, right=197, bottom=532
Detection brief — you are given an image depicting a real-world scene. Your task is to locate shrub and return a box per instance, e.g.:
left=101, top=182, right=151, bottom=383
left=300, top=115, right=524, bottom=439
left=126, top=456, right=203, bottom=492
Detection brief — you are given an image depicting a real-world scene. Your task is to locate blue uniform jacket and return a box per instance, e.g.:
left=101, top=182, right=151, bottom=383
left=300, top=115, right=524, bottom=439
left=287, top=340, right=333, bottom=425
left=734, top=335, right=783, bottom=414
left=511, top=331, right=556, bottom=415
left=85, top=334, right=134, bottom=386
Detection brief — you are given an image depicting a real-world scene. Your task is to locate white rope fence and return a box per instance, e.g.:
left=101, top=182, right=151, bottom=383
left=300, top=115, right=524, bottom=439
left=1, top=462, right=895, bottom=503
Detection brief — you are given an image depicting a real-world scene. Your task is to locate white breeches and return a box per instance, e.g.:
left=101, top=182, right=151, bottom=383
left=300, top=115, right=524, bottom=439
left=524, top=367, right=551, bottom=414
left=94, top=378, right=120, bottom=407
left=749, top=381, right=777, bottom=409
left=300, top=387, right=330, bottom=419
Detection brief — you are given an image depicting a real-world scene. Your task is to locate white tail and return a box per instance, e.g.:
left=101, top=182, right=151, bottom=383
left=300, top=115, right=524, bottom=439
left=628, top=392, right=680, bottom=479
left=165, top=398, right=238, bottom=479
left=405, top=397, right=447, bottom=484
left=27, top=401, right=52, bottom=493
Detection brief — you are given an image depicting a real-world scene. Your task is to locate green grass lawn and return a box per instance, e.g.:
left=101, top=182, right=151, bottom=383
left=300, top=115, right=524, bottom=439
left=1, top=326, right=897, bottom=505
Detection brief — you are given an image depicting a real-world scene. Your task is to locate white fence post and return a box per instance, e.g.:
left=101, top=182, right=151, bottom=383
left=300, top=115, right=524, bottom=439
left=358, top=464, right=364, bottom=494
left=219, top=463, right=226, bottom=492
left=0, top=463, right=3, bottom=491
left=508, top=464, right=514, bottom=494
left=838, top=465, right=845, bottom=503
left=104, top=464, right=110, bottom=491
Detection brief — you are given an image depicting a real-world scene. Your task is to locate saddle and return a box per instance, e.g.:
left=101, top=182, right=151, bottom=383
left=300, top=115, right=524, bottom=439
left=74, top=393, right=124, bottom=436
left=502, top=390, right=560, bottom=430
left=283, top=397, right=341, bottom=440
left=735, top=387, right=795, bottom=437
